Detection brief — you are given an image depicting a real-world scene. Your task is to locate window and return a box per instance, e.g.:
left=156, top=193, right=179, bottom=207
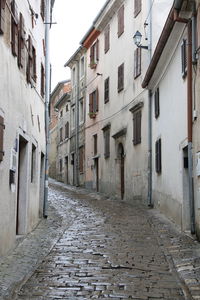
left=103, top=127, right=110, bottom=158
left=89, top=89, right=99, bottom=116
left=72, top=67, right=76, bottom=86
left=90, top=40, right=99, bottom=68
left=59, top=127, right=63, bottom=142
left=11, top=0, right=18, bottom=57
left=104, top=77, right=109, bottom=103
left=66, top=104, right=69, bottom=112
left=40, top=0, right=45, bottom=21
left=134, top=0, right=141, bottom=17
left=118, top=63, right=124, bottom=92
left=118, top=5, right=124, bottom=37
left=181, top=39, right=187, bottom=78
left=31, top=144, right=36, bottom=183
left=80, top=56, right=85, bottom=77
left=18, top=13, right=25, bottom=69
left=0, top=0, right=6, bottom=34
left=133, top=110, right=142, bottom=145
left=27, top=35, right=37, bottom=83
left=104, top=24, right=110, bottom=53
left=79, top=99, right=84, bottom=123
left=154, top=88, right=160, bottom=118
left=41, top=63, right=45, bottom=97
left=155, top=138, right=162, bottom=173
left=72, top=107, right=75, bottom=128
left=134, top=48, right=141, bottom=79
left=59, top=158, right=63, bottom=172
left=93, top=134, right=97, bottom=155
left=60, top=110, right=63, bottom=118
left=65, top=122, right=69, bottom=139
left=0, top=116, right=5, bottom=162
left=79, top=146, right=84, bottom=174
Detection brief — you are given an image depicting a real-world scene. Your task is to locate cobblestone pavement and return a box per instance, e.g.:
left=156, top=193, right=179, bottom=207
left=1, top=180, right=200, bottom=300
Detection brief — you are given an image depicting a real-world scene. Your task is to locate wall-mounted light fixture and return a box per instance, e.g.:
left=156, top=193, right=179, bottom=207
left=133, top=31, right=148, bottom=50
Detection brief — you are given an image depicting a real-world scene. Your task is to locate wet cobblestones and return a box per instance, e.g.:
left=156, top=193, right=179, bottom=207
left=1, top=180, right=200, bottom=299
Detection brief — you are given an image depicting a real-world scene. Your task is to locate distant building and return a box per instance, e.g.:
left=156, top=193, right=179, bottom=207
left=49, top=80, right=71, bottom=180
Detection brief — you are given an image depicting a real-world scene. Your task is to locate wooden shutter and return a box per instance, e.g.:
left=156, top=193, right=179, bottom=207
left=118, top=5, right=124, bottom=37
left=96, top=39, right=99, bottom=61
left=134, top=48, right=141, bottom=78
left=155, top=138, right=162, bottom=173
left=181, top=39, right=187, bottom=77
left=32, top=46, right=37, bottom=82
left=134, top=0, right=141, bottom=17
left=65, top=122, right=69, bottom=139
left=0, top=116, right=5, bottom=162
left=18, top=13, right=25, bottom=68
left=95, top=89, right=99, bottom=112
left=118, top=63, right=124, bottom=92
left=89, top=93, right=93, bottom=113
left=0, top=0, right=6, bottom=34
left=154, top=88, right=160, bottom=118
left=11, top=0, right=18, bottom=57
left=104, top=77, right=109, bottom=103
left=41, top=0, right=45, bottom=21
left=104, top=24, right=110, bottom=53
left=104, top=129, right=110, bottom=158
left=79, top=146, right=84, bottom=173
left=90, top=44, right=95, bottom=65
left=133, top=110, right=141, bottom=145
left=41, top=63, right=45, bottom=97
left=27, top=35, right=32, bottom=83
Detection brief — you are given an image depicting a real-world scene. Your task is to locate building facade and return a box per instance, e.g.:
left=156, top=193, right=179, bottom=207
left=0, top=0, right=52, bottom=256
left=49, top=80, right=71, bottom=180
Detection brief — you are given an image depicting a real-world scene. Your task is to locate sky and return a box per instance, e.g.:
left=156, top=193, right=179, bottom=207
left=50, top=0, right=106, bottom=91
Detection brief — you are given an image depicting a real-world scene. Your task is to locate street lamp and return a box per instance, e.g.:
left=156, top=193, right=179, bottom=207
left=133, top=30, right=148, bottom=50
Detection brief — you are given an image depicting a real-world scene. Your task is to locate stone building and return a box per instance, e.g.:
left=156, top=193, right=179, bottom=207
left=0, top=0, right=53, bottom=256
left=49, top=80, right=71, bottom=180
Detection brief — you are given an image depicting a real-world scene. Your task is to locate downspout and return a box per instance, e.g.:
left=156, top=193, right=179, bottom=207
left=75, top=60, right=80, bottom=187
left=147, top=0, right=153, bottom=207
left=43, top=0, right=51, bottom=217
left=174, top=3, right=195, bottom=234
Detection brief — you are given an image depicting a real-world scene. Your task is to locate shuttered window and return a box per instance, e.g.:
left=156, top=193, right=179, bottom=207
left=40, top=0, right=45, bottom=21
left=103, top=128, right=110, bottom=159
left=0, top=0, right=6, bottom=34
left=118, top=63, right=124, bottom=92
left=59, top=158, right=63, bottom=172
left=90, top=40, right=99, bottom=68
left=104, top=24, right=110, bottom=53
left=41, top=63, right=45, bottom=97
left=134, top=48, right=141, bottom=78
left=133, top=110, right=141, bottom=145
left=93, top=134, right=97, bottom=155
left=27, top=35, right=37, bottom=83
left=59, top=127, right=63, bottom=142
left=155, top=138, right=162, bottom=173
left=65, top=122, right=69, bottom=139
left=0, top=116, right=5, bottom=162
left=104, top=77, right=109, bottom=103
left=11, top=0, right=18, bottom=57
left=89, top=89, right=99, bottom=116
left=118, top=5, right=124, bottom=37
left=134, top=0, right=142, bottom=17
left=181, top=39, right=187, bottom=78
left=154, top=87, right=160, bottom=118
left=18, top=13, right=25, bottom=68
left=79, top=146, right=84, bottom=174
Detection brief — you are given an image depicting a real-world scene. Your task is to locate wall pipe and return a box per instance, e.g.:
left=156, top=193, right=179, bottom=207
left=75, top=60, right=80, bottom=187
left=43, top=0, right=51, bottom=217
left=147, top=0, right=153, bottom=207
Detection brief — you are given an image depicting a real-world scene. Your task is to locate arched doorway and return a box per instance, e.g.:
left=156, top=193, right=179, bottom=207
left=118, top=143, right=125, bottom=200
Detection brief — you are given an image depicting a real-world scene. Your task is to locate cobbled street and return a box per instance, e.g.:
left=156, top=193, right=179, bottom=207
left=1, top=180, right=200, bottom=300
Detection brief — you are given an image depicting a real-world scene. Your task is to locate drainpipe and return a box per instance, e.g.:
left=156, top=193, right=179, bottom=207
left=147, top=0, right=153, bottom=207
left=174, top=2, right=195, bottom=234
left=43, top=0, right=51, bottom=218
left=75, top=60, right=80, bottom=187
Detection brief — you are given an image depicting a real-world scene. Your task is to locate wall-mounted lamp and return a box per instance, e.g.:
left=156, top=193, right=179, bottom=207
left=133, top=31, right=148, bottom=50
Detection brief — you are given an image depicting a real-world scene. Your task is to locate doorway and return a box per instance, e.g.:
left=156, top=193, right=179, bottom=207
left=118, top=143, right=125, bottom=199
left=16, top=136, right=28, bottom=235
left=182, top=146, right=190, bottom=230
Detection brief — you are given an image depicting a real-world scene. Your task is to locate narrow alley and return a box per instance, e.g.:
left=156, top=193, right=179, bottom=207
left=0, top=180, right=200, bottom=300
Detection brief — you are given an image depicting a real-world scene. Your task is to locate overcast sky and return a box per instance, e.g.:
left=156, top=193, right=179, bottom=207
left=50, top=0, right=106, bottom=91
